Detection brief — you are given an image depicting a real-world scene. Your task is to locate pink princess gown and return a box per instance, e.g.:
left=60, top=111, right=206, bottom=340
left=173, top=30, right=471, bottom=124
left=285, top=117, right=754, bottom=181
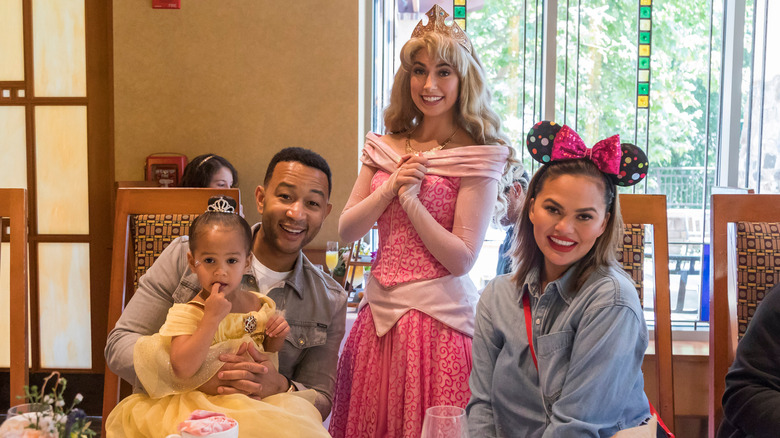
left=329, top=134, right=509, bottom=438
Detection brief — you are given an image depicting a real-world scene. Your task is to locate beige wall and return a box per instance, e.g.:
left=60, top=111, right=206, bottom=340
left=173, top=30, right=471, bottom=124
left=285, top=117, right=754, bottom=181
left=112, top=0, right=361, bottom=246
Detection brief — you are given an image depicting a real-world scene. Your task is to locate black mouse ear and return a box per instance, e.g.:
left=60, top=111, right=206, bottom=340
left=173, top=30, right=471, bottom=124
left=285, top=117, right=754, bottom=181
left=526, top=121, right=561, bottom=164
left=612, top=143, right=649, bottom=187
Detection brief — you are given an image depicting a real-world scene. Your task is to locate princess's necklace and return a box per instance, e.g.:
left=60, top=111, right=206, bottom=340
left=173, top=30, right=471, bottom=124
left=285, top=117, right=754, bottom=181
left=405, top=126, right=459, bottom=155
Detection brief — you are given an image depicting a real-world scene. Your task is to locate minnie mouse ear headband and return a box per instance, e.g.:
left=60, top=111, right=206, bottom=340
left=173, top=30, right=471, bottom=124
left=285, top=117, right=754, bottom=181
left=525, top=121, right=649, bottom=187
left=207, top=195, right=238, bottom=214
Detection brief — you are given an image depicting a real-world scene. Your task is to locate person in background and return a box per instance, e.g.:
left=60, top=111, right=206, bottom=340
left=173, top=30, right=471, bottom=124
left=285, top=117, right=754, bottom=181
left=496, top=165, right=530, bottom=276
left=329, top=5, right=514, bottom=437
left=718, top=282, right=780, bottom=438
left=468, top=121, right=653, bottom=437
left=181, top=153, right=238, bottom=188
left=105, top=147, right=347, bottom=421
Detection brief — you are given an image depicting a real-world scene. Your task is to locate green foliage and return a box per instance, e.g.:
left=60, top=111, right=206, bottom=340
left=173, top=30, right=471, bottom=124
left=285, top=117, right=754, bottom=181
left=467, top=0, right=722, bottom=177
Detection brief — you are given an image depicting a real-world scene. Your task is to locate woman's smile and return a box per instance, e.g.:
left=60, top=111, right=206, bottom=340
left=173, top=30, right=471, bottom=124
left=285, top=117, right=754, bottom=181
left=547, top=235, right=577, bottom=252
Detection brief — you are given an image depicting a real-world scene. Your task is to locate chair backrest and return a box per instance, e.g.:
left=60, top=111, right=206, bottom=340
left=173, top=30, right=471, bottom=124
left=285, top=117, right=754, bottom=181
left=339, top=225, right=377, bottom=288
left=0, top=189, right=29, bottom=406
left=115, top=180, right=160, bottom=188
left=618, top=194, right=675, bottom=433
left=339, top=241, right=357, bottom=289
left=102, top=187, right=240, bottom=428
left=709, top=194, right=780, bottom=437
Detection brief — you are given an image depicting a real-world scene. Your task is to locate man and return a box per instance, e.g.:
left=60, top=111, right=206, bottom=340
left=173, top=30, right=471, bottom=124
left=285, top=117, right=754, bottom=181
left=718, top=282, right=780, bottom=438
left=105, top=147, right=347, bottom=420
left=496, top=165, right=530, bottom=276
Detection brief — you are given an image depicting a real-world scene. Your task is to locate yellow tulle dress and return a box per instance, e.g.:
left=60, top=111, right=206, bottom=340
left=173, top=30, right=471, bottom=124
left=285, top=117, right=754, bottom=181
left=105, top=294, right=330, bottom=438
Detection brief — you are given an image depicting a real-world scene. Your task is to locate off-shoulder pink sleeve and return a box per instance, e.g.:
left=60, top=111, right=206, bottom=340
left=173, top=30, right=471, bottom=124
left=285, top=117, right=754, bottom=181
left=397, top=144, right=508, bottom=275
left=338, top=134, right=399, bottom=243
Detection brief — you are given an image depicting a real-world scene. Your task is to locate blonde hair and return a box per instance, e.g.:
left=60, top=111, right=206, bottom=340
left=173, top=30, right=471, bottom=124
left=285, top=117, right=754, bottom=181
left=510, top=159, right=625, bottom=291
left=384, top=31, right=518, bottom=221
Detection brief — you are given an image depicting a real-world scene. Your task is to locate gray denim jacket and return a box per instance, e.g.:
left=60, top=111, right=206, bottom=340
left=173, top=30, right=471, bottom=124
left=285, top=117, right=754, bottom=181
left=467, top=264, right=650, bottom=437
left=104, top=224, right=347, bottom=419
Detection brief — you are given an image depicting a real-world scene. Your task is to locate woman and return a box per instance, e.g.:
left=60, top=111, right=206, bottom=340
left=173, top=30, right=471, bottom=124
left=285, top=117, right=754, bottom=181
left=467, top=121, right=652, bottom=437
left=181, top=153, right=238, bottom=188
left=329, top=5, right=514, bottom=438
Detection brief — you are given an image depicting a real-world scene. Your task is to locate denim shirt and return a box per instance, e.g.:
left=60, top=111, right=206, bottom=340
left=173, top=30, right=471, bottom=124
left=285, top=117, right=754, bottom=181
left=467, top=264, right=650, bottom=438
left=104, top=224, right=348, bottom=420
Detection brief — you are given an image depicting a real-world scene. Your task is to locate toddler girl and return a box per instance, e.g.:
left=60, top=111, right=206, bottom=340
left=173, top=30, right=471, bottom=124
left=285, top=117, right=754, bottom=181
left=105, top=196, right=330, bottom=438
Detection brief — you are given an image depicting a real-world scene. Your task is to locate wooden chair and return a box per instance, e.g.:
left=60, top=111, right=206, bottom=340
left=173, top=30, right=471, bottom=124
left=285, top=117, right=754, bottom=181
left=618, top=194, right=675, bottom=433
left=339, top=225, right=377, bottom=306
left=102, top=187, right=240, bottom=431
left=115, top=180, right=161, bottom=188
left=340, top=240, right=372, bottom=307
left=0, top=189, right=29, bottom=406
left=709, top=194, right=780, bottom=437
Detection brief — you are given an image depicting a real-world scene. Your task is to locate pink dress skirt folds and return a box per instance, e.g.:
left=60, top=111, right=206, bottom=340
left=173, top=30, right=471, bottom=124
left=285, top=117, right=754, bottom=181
left=329, top=134, right=509, bottom=438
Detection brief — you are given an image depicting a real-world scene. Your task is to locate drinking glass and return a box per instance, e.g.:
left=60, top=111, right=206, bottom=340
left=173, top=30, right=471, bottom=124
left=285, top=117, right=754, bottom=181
left=7, top=403, right=52, bottom=417
left=325, top=241, right=339, bottom=274
left=420, top=405, right=469, bottom=438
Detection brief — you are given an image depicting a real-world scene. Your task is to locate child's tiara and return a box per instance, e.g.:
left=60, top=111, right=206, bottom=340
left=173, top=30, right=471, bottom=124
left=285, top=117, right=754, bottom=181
left=207, top=195, right=237, bottom=214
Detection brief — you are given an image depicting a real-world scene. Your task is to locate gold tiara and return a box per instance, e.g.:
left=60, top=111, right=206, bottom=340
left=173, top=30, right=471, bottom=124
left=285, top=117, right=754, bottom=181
left=411, top=5, right=473, bottom=54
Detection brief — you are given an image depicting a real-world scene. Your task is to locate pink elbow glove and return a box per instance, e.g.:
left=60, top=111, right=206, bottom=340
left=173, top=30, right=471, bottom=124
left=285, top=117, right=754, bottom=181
left=398, top=176, right=497, bottom=276
left=339, top=166, right=397, bottom=243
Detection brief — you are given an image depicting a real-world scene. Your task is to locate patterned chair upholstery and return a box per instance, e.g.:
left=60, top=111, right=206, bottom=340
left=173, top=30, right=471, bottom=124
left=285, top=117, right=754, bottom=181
left=709, top=194, right=780, bottom=437
left=618, top=223, right=646, bottom=302
left=131, top=214, right=197, bottom=290
left=734, top=221, right=780, bottom=339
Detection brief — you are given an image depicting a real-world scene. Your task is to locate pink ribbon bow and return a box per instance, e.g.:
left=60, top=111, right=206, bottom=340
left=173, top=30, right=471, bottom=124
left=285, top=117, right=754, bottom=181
left=550, top=125, right=621, bottom=175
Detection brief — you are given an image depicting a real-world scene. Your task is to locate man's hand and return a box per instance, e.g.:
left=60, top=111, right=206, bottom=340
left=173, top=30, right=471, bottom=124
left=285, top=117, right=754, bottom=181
left=197, top=342, right=289, bottom=400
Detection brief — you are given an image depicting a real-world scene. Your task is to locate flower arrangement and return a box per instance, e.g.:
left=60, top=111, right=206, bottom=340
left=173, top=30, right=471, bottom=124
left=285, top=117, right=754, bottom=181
left=0, top=372, right=96, bottom=438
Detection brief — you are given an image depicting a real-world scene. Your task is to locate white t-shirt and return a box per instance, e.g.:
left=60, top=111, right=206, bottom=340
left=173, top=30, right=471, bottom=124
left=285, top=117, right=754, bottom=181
left=251, top=255, right=292, bottom=295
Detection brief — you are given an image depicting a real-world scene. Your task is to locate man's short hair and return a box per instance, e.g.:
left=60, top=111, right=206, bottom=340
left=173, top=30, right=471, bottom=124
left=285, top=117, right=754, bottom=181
left=263, top=147, right=332, bottom=197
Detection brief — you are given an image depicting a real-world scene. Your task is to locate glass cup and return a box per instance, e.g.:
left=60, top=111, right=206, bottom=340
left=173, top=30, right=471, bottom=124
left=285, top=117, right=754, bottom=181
left=325, top=241, right=339, bottom=274
left=420, top=405, right=469, bottom=438
left=6, top=403, right=53, bottom=427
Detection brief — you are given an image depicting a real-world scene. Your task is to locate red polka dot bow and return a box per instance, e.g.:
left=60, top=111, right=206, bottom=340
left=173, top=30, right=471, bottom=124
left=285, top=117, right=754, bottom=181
left=550, top=125, right=621, bottom=175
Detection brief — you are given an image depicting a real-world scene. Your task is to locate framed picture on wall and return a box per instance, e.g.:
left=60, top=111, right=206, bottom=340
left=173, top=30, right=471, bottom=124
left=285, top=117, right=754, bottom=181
left=145, top=153, right=187, bottom=187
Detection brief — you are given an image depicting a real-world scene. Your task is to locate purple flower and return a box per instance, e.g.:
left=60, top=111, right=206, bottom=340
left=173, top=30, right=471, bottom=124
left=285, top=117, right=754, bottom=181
left=64, top=408, right=87, bottom=436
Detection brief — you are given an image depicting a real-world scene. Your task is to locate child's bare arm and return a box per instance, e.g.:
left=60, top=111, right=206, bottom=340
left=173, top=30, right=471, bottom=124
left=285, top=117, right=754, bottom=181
left=263, top=312, right=290, bottom=353
left=170, top=283, right=231, bottom=378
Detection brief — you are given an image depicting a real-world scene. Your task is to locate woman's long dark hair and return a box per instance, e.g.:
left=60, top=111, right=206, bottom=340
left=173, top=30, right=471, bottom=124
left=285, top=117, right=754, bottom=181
left=510, top=159, right=624, bottom=290
left=181, top=154, right=238, bottom=188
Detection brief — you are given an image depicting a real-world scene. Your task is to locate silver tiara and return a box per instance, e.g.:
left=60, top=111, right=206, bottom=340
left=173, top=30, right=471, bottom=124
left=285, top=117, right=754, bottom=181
left=207, top=197, right=235, bottom=214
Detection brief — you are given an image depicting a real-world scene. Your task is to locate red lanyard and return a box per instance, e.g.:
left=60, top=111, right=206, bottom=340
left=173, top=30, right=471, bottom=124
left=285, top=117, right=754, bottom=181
left=522, top=292, right=538, bottom=371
